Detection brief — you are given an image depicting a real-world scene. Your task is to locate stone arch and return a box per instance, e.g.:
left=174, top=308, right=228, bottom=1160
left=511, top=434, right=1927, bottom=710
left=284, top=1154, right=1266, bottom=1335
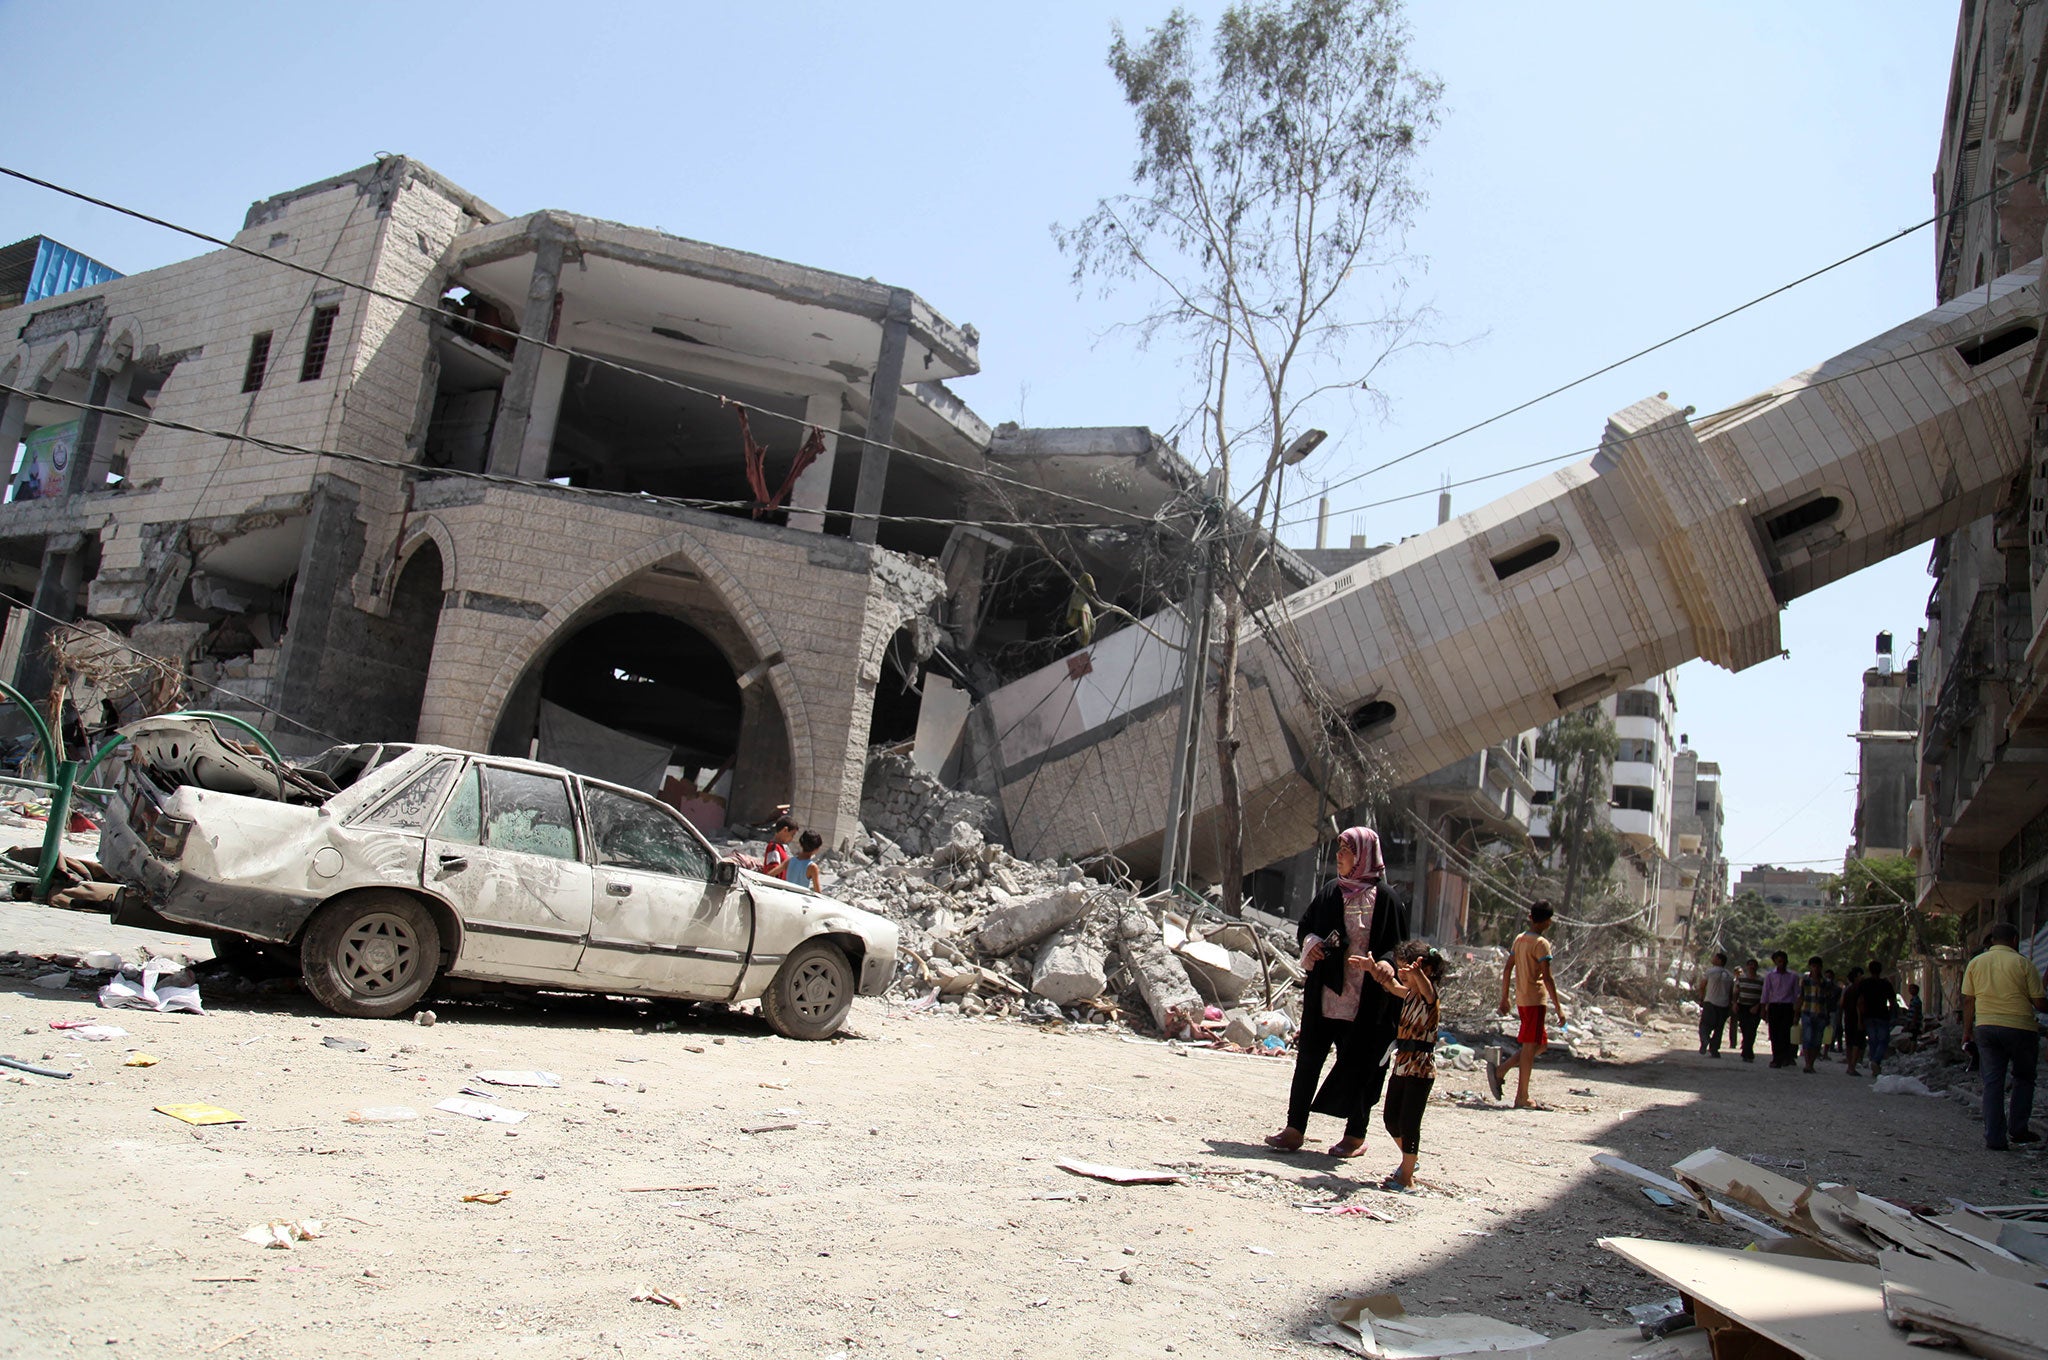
left=29, top=334, right=89, bottom=387
left=392, top=514, right=460, bottom=600
left=465, top=526, right=814, bottom=815
left=102, top=315, right=145, bottom=367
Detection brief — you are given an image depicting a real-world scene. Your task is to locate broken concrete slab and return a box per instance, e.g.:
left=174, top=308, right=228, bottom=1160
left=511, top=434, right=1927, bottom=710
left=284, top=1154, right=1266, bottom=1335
left=975, top=884, right=1087, bottom=957
left=1177, top=938, right=1261, bottom=1007
left=1115, top=907, right=1203, bottom=1037
left=1031, top=929, right=1107, bottom=1007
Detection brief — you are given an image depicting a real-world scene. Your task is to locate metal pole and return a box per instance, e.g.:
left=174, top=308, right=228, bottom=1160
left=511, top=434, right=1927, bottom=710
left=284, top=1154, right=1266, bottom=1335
left=34, top=758, right=75, bottom=901
left=1158, top=549, right=1213, bottom=893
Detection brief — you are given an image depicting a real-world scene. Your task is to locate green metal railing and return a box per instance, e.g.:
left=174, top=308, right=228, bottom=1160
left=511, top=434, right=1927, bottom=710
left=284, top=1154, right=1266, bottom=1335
left=0, top=691, right=284, bottom=900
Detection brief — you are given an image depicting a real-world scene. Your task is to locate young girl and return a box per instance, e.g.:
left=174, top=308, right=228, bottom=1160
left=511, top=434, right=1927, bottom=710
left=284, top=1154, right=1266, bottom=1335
left=779, top=830, right=824, bottom=892
left=1378, top=939, right=1446, bottom=1192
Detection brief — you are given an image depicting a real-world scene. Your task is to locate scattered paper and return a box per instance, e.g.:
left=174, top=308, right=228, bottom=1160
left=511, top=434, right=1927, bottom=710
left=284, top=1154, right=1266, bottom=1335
left=240, top=1219, right=323, bottom=1249
left=123, top=1053, right=159, bottom=1067
left=99, top=959, right=204, bottom=1014
left=50, top=1020, right=127, bottom=1040
left=321, top=1035, right=369, bottom=1053
left=434, top=1097, right=528, bottom=1124
left=475, top=1070, right=560, bottom=1088
left=344, top=1106, right=419, bottom=1124
left=156, top=1102, right=244, bottom=1126
left=1055, top=1158, right=1184, bottom=1186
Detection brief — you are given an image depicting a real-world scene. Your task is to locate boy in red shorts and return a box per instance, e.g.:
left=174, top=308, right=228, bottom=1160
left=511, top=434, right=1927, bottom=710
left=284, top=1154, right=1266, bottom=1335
left=1490, top=901, right=1567, bottom=1108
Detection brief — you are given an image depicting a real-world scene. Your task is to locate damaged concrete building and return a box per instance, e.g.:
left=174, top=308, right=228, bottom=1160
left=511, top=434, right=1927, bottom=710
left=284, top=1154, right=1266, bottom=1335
left=0, top=158, right=1265, bottom=846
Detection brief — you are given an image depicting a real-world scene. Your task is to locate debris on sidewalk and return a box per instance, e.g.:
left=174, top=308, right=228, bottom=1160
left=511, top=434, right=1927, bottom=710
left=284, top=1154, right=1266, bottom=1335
left=123, top=1053, right=158, bottom=1067
left=0, top=1054, right=72, bottom=1079
left=630, top=1288, right=685, bottom=1309
left=1590, top=1147, right=2048, bottom=1360
left=433, top=1098, right=528, bottom=1124
left=48, top=1021, right=126, bottom=1041
left=99, top=958, right=205, bottom=1014
left=460, top=1190, right=512, bottom=1204
left=344, top=1106, right=418, bottom=1124
left=1054, top=1158, right=1183, bottom=1186
left=475, top=1070, right=560, bottom=1088
left=240, top=1218, right=324, bottom=1249
left=320, top=1035, right=369, bottom=1052
left=155, top=1102, right=244, bottom=1126
left=1310, top=1292, right=1547, bottom=1358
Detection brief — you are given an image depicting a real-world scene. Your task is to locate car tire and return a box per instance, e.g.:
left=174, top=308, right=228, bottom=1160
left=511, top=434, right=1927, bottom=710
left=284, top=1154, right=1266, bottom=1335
left=300, top=891, right=441, bottom=1019
left=760, top=938, right=855, bottom=1040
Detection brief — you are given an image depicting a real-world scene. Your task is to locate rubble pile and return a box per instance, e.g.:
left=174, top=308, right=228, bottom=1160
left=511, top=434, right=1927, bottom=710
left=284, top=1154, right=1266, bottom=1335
left=1432, top=944, right=1671, bottom=1061
left=857, top=751, right=1002, bottom=856
left=1580, top=1146, right=2048, bottom=1360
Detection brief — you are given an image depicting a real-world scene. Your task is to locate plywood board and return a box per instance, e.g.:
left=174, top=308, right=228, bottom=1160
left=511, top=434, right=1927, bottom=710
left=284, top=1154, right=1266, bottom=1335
left=1588, top=1154, right=1789, bottom=1240
left=1670, top=1149, right=1816, bottom=1232
left=1598, top=1237, right=1924, bottom=1360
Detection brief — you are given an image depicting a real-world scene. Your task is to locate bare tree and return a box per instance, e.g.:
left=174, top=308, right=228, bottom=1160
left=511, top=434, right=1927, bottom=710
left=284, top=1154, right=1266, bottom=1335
left=1060, top=0, right=1441, bottom=910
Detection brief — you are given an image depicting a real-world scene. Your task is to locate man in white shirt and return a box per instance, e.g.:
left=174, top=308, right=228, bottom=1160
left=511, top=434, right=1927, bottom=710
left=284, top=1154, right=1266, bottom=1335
left=1697, top=951, right=1735, bottom=1058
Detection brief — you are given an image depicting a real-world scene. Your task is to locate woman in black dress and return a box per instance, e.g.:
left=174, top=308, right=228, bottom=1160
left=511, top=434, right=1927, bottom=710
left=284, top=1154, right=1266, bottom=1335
left=1263, top=825, right=1409, bottom=1157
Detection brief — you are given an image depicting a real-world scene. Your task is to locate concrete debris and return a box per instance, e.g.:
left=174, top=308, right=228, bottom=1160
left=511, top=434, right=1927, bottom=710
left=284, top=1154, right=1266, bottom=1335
left=859, top=751, right=1001, bottom=856
left=976, top=884, right=1088, bottom=957
left=1116, top=907, right=1206, bottom=1038
left=1030, top=930, right=1108, bottom=1007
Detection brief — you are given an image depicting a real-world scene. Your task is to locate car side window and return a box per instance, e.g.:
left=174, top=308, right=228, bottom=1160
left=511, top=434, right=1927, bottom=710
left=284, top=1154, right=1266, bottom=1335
left=433, top=765, right=483, bottom=844
left=480, top=767, right=579, bottom=861
left=355, top=757, right=459, bottom=832
left=584, top=786, right=715, bottom=880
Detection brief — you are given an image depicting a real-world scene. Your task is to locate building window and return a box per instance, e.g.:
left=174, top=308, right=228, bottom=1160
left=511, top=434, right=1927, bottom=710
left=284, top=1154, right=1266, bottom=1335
left=1348, top=699, right=1397, bottom=736
left=1615, top=690, right=1660, bottom=720
left=1763, top=495, right=1841, bottom=542
left=1616, top=737, right=1656, bottom=763
left=300, top=305, right=339, bottom=382
left=1612, top=785, right=1655, bottom=814
left=1490, top=535, right=1561, bottom=582
left=241, top=332, right=272, bottom=393
left=1955, top=323, right=2036, bottom=368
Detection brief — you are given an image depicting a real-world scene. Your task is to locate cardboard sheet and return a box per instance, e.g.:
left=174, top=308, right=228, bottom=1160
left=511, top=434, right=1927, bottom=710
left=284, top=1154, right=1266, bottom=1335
left=1598, top=1237, right=1925, bottom=1360
left=1323, top=1295, right=1548, bottom=1360
left=1878, top=1248, right=2048, bottom=1360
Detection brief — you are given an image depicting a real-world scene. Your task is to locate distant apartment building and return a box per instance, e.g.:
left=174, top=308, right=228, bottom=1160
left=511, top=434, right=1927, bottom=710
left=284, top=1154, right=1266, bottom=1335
left=1854, top=634, right=1920, bottom=860
left=1736, top=865, right=1834, bottom=920
left=1530, top=671, right=1712, bottom=939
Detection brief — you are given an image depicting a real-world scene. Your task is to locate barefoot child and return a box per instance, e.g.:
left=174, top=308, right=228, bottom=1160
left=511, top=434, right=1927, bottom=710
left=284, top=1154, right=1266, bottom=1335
left=1491, top=901, right=1566, bottom=1107
left=1379, top=940, right=1446, bottom=1191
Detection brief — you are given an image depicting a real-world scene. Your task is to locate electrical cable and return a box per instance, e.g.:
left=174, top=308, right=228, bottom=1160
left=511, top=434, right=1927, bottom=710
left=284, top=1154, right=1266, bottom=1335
left=0, top=589, right=347, bottom=746
left=0, top=381, right=1166, bottom=536
left=1273, top=162, right=2048, bottom=515
left=0, top=163, right=1164, bottom=531
left=1276, top=317, right=2034, bottom=533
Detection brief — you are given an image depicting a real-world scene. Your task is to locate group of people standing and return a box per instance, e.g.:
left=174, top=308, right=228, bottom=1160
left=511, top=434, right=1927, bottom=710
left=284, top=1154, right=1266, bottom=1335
left=1693, top=951, right=1916, bottom=1074
left=1263, top=827, right=1563, bottom=1192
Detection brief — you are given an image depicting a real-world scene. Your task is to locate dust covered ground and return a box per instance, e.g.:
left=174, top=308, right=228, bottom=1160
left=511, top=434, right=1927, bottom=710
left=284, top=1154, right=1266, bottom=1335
left=0, top=900, right=2042, bottom=1360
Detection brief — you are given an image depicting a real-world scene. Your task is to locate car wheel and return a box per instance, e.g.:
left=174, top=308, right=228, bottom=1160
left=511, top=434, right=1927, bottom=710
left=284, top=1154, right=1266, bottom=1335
left=300, top=891, right=441, bottom=1019
left=760, top=938, right=854, bottom=1040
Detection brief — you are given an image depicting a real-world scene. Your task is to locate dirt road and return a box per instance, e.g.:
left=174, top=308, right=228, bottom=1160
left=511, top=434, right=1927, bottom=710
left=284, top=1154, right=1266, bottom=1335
left=0, top=901, right=2041, bottom=1360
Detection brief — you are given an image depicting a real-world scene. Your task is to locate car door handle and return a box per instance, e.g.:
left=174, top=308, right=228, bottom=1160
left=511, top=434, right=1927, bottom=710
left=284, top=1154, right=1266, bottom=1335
left=605, top=881, right=633, bottom=897
left=436, top=853, right=469, bottom=876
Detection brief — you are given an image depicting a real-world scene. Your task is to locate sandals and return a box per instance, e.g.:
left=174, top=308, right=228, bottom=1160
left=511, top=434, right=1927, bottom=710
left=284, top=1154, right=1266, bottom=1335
left=1378, top=1175, right=1414, bottom=1193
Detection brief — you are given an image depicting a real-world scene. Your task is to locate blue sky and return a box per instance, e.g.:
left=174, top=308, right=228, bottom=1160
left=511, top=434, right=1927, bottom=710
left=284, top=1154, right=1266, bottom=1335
left=0, top=1, right=1961, bottom=873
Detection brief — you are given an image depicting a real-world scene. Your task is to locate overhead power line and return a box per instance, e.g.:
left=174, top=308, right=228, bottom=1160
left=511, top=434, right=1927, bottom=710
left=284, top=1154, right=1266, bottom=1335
left=0, top=163, right=1168, bottom=531
left=1277, top=162, right=2047, bottom=516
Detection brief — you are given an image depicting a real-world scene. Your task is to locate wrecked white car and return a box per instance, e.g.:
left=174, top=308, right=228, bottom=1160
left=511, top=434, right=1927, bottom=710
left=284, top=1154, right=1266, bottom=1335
left=95, top=716, right=897, bottom=1038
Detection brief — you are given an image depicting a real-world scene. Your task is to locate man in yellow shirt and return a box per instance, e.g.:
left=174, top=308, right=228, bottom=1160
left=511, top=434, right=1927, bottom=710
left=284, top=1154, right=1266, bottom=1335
left=1961, top=922, right=2048, bottom=1150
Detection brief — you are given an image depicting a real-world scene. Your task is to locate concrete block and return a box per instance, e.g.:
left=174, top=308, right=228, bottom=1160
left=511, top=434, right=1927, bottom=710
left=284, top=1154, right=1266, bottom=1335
left=1031, top=929, right=1107, bottom=1007
left=1115, top=908, right=1202, bottom=1037
left=1176, top=940, right=1262, bottom=1008
left=975, top=882, right=1086, bottom=957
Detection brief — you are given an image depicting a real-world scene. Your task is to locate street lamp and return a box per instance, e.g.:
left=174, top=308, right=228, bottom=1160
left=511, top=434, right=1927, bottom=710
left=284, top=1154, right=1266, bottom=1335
left=1279, top=428, right=1327, bottom=466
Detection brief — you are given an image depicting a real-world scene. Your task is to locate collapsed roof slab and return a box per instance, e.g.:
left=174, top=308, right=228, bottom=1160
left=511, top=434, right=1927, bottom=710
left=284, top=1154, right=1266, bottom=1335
left=452, top=212, right=978, bottom=393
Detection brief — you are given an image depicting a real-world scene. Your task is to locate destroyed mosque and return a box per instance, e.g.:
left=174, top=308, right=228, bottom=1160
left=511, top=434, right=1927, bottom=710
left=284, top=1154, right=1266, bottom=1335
left=0, top=158, right=1277, bottom=864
